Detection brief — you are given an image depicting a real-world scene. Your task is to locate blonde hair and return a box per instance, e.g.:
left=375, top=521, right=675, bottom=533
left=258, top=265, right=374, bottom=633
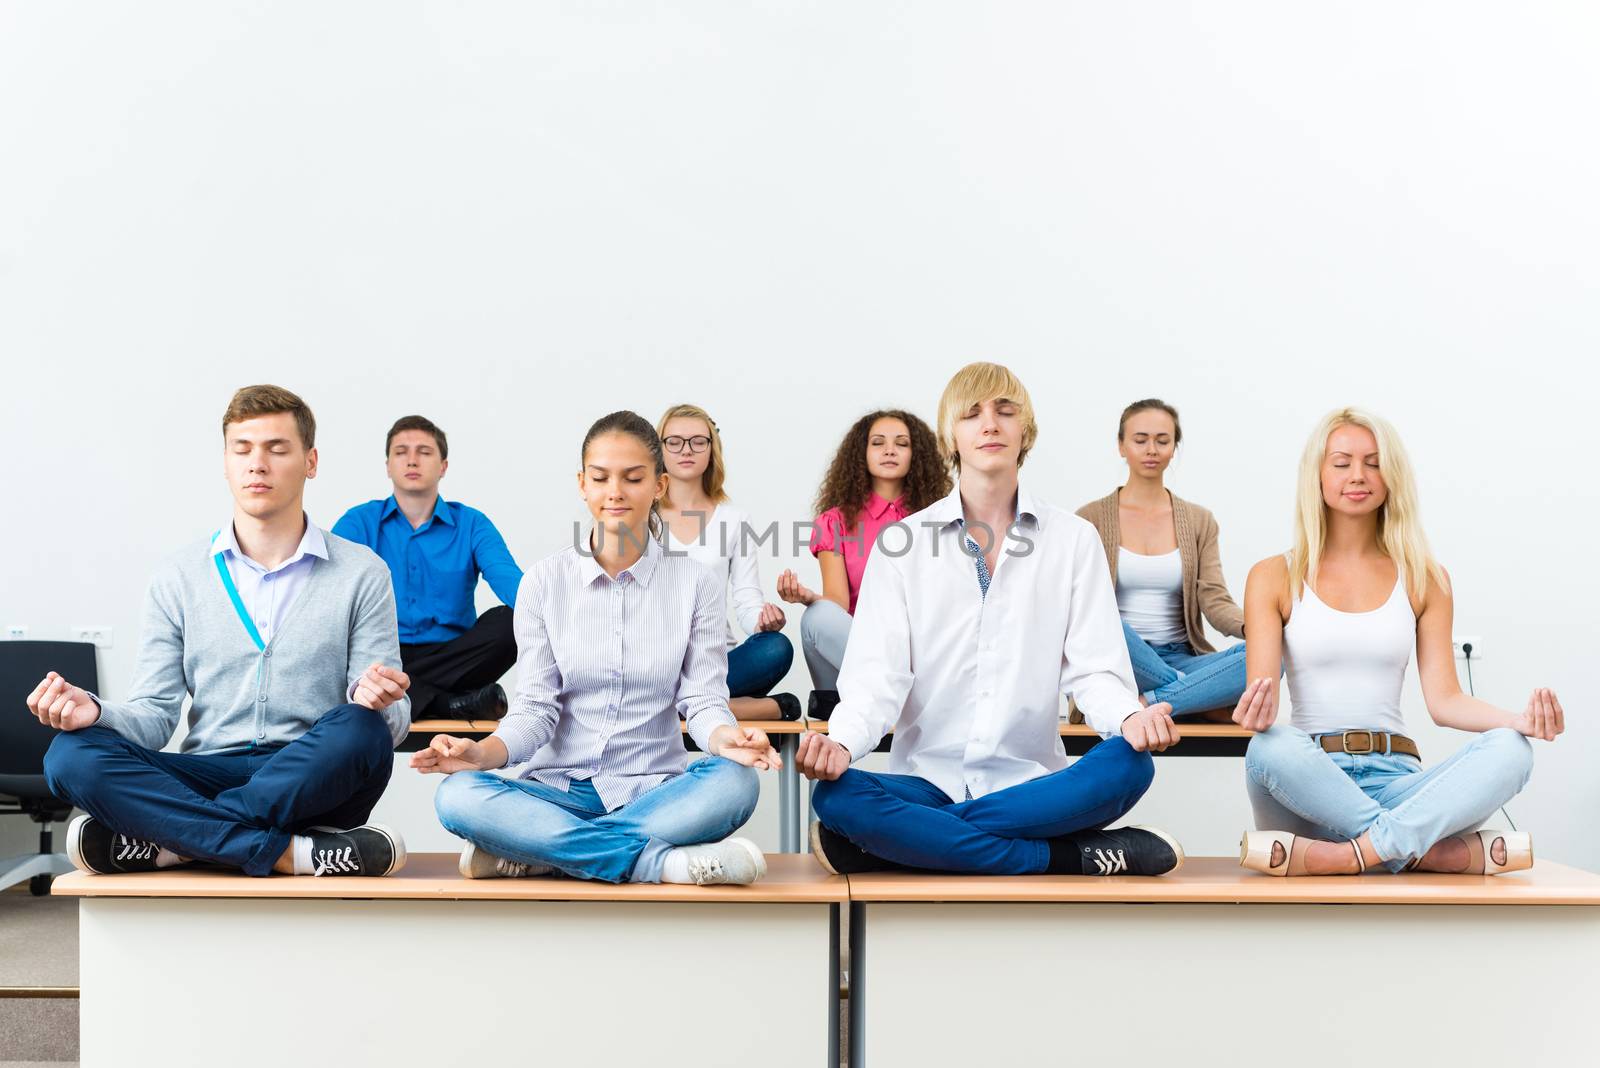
left=935, top=362, right=1039, bottom=472
left=1289, top=407, right=1447, bottom=606
left=656, top=403, right=728, bottom=502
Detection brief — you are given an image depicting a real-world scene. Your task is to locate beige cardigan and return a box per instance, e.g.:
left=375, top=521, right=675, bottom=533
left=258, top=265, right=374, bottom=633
left=1076, top=488, right=1244, bottom=654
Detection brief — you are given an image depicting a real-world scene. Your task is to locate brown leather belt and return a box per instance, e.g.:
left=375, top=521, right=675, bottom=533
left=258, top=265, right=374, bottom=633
left=1317, top=730, right=1419, bottom=759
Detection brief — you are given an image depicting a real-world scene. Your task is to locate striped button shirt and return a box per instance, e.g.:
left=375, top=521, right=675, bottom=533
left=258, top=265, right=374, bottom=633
left=491, top=533, right=738, bottom=811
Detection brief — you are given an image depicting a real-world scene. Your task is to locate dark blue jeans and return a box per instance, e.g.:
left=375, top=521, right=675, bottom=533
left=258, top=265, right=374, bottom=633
left=726, top=631, right=794, bottom=698
left=812, top=737, right=1154, bottom=874
left=43, top=704, right=395, bottom=876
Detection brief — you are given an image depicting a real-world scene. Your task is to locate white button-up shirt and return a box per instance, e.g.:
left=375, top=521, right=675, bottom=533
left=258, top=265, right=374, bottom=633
left=828, top=484, right=1140, bottom=803
left=492, top=534, right=739, bottom=811
left=210, top=517, right=328, bottom=646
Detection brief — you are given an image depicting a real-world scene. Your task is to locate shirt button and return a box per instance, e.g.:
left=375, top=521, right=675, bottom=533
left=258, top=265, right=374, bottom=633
left=263, top=650, right=271, bottom=658
left=258, top=695, right=268, bottom=703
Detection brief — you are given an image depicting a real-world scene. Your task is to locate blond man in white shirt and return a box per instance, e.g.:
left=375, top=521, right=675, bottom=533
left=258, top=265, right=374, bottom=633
left=795, top=363, right=1185, bottom=877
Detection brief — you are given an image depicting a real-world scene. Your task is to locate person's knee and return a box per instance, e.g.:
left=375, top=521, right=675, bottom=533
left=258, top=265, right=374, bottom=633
left=479, top=604, right=514, bottom=626
left=800, top=603, right=824, bottom=648
left=1094, top=736, right=1155, bottom=792
left=755, top=631, right=795, bottom=675
left=42, top=729, right=108, bottom=800
left=320, top=704, right=396, bottom=769
left=705, top=758, right=761, bottom=821
left=1244, top=725, right=1307, bottom=778
left=479, top=604, right=516, bottom=648
left=1481, top=727, right=1534, bottom=787
left=433, top=771, right=494, bottom=835
left=1126, top=745, right=1156, bottom=793
left=810, top=769, right=869, bottom=827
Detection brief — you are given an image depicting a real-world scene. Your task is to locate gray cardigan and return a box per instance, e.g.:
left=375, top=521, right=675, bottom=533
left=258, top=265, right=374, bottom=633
left=96, top=530, right=410, bottom=753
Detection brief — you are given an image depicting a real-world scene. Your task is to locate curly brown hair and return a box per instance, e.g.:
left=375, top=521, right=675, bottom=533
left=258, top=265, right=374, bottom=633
left=812, top=410, right=951, bottom=531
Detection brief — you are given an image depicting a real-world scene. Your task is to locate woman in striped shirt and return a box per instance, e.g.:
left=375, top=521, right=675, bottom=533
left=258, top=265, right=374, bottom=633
left=413, top=411, right=783, bottom=885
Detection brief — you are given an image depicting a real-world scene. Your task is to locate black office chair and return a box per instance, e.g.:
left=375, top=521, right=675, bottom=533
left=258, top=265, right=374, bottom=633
left=0, top=640, right=97, bottom=895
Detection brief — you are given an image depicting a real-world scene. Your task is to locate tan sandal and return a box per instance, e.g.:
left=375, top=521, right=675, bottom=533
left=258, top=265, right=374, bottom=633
left=1240, top=831, right=1366, bottom=877
left=1456, top=830, right=1533, bottom=875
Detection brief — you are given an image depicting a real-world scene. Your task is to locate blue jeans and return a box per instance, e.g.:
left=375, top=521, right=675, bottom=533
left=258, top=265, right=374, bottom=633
left=42, top=704, right=396, bottom=876
left=811, top=737, right=1154, bottom=874
left=1122, top=621, right=1247, bottom=718
left=727, top=630, right=794, bottom=698
left=1245, top=724, right=1534, bottom=872
left=434, top=756, right=760, bottom=883
left=800, top=599, right=852, bottom=690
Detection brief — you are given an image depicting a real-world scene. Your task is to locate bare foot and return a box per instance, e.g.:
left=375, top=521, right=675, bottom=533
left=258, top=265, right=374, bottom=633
left=1301, top=839, right=1362, bottom=875
left=1413, top=836, right=1472, bottom=873
left=729, top=696, right=781, bottom=721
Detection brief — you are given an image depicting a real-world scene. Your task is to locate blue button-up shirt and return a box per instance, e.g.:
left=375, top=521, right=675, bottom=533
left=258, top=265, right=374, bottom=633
left=332, top=495, right=523, bottom=645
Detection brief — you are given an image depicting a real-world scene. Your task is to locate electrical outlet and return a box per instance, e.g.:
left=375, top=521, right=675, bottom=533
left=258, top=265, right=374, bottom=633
left=72, top=625, right=114, bottom=648
left=5, top=625, right=26, bottom=640
left=1453, top=635, right=1483, bottom=660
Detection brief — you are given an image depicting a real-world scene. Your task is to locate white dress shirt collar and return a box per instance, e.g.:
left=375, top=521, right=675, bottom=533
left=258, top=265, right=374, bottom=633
left=925, top=481, right=1047, bottom=531
left=211, top=515, right=328, bottom=573
left=576, top=527, right=663, bottom=589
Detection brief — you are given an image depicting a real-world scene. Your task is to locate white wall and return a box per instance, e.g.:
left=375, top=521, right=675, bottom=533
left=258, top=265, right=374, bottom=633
left=3, top=3, right=1597, bottom=867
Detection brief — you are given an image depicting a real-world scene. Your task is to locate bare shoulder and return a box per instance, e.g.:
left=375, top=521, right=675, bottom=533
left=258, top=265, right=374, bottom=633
left=1416, top=564, right=1453, bottom=617
left=1247, top=554, right=1289, bottom=587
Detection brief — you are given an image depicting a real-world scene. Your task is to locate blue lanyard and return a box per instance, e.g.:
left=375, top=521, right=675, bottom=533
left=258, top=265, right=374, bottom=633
left=212, top=536, right=266, bottom=652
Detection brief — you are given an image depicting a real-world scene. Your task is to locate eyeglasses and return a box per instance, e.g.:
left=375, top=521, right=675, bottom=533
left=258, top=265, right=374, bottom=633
left=663, top=435, right=712, bottom=454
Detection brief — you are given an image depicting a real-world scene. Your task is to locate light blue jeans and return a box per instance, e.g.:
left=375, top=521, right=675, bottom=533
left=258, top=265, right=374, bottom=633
left=801, top=598, right=853, bottom=691
left=1244, top=724, right=1534, bottom=872
left=1122, top=621, right=1248, bottom=718
left=433, top=756, right=760, bottom=883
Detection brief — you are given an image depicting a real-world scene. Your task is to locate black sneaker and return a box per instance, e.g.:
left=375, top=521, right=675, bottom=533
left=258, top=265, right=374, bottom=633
left=1070, top=825, right=1184, bottom=877
left=809, top=821, right=903, bottom=876
left=443, top=683, right=507, bottom=720
left=65, top=814, right=163, bottom=875
left=305, top=824, right=407, bottom=877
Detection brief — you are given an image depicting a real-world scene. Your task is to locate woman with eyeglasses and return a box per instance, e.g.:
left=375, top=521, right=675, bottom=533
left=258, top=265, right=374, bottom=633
left=655, top=404, right=797, bottom=721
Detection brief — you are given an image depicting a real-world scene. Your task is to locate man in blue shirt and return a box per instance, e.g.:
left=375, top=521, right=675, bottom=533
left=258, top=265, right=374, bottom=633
left=334, top=416, right=523, bottom=721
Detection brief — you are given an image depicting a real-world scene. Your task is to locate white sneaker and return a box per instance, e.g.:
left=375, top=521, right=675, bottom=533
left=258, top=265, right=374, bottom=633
left=676, top=837, right=767, bottom=886
left=458, top=841, right=552, bottom=880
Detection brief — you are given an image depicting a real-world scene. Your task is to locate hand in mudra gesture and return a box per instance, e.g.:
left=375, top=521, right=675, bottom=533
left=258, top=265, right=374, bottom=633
left=26, top=672, right=101, bottom=732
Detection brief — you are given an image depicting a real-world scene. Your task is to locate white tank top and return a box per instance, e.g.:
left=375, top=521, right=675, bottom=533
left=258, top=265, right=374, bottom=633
left=1115, top=547, right=1187, bottom=646
left=1283, top=573, right=1414, bottom=737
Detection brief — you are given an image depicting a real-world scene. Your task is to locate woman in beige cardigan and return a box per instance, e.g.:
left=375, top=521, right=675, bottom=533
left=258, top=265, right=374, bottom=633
left=1076, top=399, right=1247, bottom=719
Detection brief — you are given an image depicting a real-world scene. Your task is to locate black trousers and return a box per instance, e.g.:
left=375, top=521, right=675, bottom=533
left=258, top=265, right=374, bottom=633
left=400, top=605, right=517, bottom=719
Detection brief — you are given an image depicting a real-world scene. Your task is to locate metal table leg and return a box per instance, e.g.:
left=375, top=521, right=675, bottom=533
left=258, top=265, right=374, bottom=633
left=778, top=733, right=800, bottom=853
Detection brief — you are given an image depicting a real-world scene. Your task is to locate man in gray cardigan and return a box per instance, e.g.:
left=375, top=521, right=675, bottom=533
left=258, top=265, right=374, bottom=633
left=25, top=385, right=412, bottom=877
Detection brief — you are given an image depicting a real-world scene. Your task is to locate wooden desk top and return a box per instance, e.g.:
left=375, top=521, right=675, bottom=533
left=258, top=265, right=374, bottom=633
left=804, top=721, right=1253, bottom=740
left=410, top=719, right=812, bottom=736
left=52, top=852, right=845, bottom=904
left=845, top=857, right=1600, bottom=906
left=55, top=856, right=1599, bottom=908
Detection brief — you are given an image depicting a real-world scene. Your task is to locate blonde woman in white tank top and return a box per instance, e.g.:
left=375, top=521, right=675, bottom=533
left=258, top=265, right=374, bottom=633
left=1230, top=410, right=1564, bottom=877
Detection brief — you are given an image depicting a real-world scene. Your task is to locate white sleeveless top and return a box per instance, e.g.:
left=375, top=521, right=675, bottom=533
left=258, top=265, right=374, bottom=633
left=1115, top=547, right=1187, bottom=645
left=1283, top=574, right=1414, bottom=737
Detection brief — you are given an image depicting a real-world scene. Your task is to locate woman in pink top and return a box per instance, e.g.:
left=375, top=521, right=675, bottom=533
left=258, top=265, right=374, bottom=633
left=778, top=410, right=951, bottom=691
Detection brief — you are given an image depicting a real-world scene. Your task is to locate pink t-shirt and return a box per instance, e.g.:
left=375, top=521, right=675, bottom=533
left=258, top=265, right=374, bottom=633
left=809, top=493, right=911, bottom=614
